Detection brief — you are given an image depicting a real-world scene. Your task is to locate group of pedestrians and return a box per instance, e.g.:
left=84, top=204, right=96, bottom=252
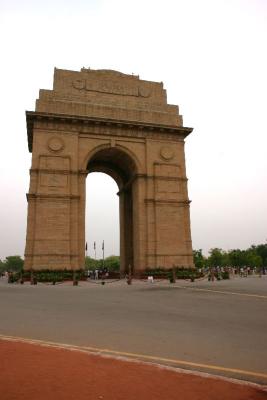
left=206, top=265, right=263, bottom=281
left=1, top=271, right=17, bottom=283
left=231, top=266, right=262, bottom=276
left=87, top=268, right=109, bottom=280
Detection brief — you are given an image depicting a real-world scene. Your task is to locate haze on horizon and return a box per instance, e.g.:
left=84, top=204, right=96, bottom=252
left=0, top=0, right=266, bottom=260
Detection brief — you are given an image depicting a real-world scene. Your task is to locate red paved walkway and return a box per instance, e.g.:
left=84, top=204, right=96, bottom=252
left=1, top=339, right=266, bottom=400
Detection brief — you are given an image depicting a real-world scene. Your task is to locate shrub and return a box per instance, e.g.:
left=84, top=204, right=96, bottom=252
left=221, top=271, right=230, bottom=280
left=20, top=269, right=86, bottom=283
left=143, top=267, right=203, bottom=280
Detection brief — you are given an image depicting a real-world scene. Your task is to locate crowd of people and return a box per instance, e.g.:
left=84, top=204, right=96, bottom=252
left=87, top=267, right=110, bottom=280
left=204, top=265, right=265, bottom=281
left=1, top=266, right=265, bottom=284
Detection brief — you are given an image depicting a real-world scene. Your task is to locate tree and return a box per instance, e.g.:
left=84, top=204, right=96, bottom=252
left=5, top=256, right=24, bottom=272
left=250, top=244, right=267, bottom=266
left=207, top=248, right=229, bottom=267
left=0, top=259, right=6, bottom=274
left=85, top=256, right=101, bottom=270
left=104, top=255, right=120, bottom=271
left=84, top=256, right=120, bottom=271
left=245, top=252, right=262, bottom=268
left=228, top=249, right=247, bottom=267
left=193, top=249, right=206, bottom=269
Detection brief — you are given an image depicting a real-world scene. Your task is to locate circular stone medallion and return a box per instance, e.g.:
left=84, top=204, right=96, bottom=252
left=160, top=146, right=174, bottom=161
left=47, top=137, right=64, bottom=152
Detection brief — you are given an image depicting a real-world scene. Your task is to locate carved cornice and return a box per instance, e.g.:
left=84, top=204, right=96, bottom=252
left=30, top=168, right=188, bottom=183
left=25, top=253, right=79, bottom=257
left=78, top=170, right=89, bottom=176
left=154, top=176, right=188, bottom=182
left=26, top=193, right=80, bottom=201
left=30, top=168, right=83, bottom=176
left=26, top=111, right=193, bottom=152
left=145, top=199, right=191, bottom=205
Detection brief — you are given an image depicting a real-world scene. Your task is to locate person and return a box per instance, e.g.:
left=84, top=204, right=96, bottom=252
left=95, top=269, right=99, bottom=280
left=211, top=267, right=215, bottom=282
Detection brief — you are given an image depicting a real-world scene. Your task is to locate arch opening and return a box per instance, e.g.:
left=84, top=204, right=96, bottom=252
left=86, top=147, right=137, bottom=274
left=85, top=172, right=119, bottom=268
left=87, top=147, right=137, bottom=189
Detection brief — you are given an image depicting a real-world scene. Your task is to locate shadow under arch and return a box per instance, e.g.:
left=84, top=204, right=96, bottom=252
left=82, top=143, right=141, bottom=180
left=86, top=147, right=138, bottom=274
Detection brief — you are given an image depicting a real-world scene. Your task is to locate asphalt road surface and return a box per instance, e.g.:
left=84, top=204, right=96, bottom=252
left=0, top=275, right=266, bottom=384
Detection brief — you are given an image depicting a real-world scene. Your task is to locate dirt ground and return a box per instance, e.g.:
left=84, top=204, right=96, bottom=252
left=1, top=339, right=266, bottom=400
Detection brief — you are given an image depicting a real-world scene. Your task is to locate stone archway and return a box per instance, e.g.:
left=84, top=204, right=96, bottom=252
left=86, top=146, right=138, bottom=274
left=24, top=68, right=194, bottom=272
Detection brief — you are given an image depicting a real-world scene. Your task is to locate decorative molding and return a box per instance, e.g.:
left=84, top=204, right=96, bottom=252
left=72, top=78, right=151, bottom=98
left=155, top=176, right=188, bottom=182
left=145, top=199, right=191, bottom=205
left=30, top=168, right=187, bottom=182
left=47, top=136, right=64, bottom=153
left=31, top=168, right=80, bottom=176
left=160, top=146, right=174, bottom=161
left=26, top=193, right=80, bottom=201
left=26, top=111, right=193, bottom=152
left=25, top=253, right=79, bottom=257
left=80, top=68, right=138, bottom=78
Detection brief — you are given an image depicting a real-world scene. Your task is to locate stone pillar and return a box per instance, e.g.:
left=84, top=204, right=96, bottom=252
left=118, top=189, right=133, bottom=274
left=119, top=191, right=126, bottom=274
left=24, top=192, right=73, bottom=270
left=24, top=132, right=78, bottom=271
left=132, top=175, right=147, bottom=272
left=150, top=153, right=194, bottom=268
left=77, top=171, right=87, bottom=269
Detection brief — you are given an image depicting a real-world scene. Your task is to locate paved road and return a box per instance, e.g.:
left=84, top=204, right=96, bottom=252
left=0, top=276, right=266, bottom=384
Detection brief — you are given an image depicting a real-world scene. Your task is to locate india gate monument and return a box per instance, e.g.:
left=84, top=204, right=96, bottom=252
left=24, top=68, right=194, bottom=273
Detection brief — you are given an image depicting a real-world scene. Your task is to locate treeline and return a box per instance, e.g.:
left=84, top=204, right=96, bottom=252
left=0, top=255, right=120, bottom=273
left=1, top=243, right=266, bottom=272
left=85, top=255, right=120, bottom=271
left=0, top=256, right=23, bottom=273
left=194, top=244, right=267, bottom=269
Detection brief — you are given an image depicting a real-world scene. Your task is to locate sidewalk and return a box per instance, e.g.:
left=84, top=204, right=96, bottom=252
left=1, top=339, right=266, bottom=400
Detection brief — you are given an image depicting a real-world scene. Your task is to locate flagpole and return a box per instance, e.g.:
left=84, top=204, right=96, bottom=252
left=102, top=240, right=105, bottom=269
left=94, top=241, right=96, bottom=263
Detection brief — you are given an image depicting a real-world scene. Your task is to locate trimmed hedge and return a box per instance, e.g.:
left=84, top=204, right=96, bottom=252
left=143, top=267, right=203, bottom=280
left=20, top=269, right=86, bottom=283
left=8, top=267, right=204, bottom=283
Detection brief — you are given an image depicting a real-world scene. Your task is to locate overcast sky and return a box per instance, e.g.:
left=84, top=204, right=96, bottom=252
left=0, top=0, right=266, bottom=260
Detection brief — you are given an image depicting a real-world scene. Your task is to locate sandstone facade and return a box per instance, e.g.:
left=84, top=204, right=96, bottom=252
left=24, top=68, right=194, bottom=272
